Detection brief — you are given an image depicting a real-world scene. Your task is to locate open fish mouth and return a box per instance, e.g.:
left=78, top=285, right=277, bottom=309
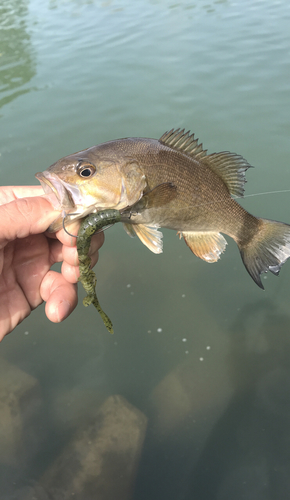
left=35, top=171, right=85, bottom=232
left=35, top=170, right=101, bottom=232
left=35, top=171, right=76, bottom=211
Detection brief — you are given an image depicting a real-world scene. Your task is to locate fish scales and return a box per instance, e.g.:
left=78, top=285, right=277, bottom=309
left=92, top=138, right=244, bottom=233
left=126, top=138, right=260, bottom=242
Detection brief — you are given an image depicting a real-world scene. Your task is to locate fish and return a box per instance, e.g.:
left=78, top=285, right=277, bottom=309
left=36, top=128, right=290, bottom=289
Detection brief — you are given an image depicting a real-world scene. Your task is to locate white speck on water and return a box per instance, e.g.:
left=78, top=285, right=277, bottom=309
left=181, top=294, right=186, bottom=298
left=182, top=338, right=187, bottom=342
left=157, top=328, right=162, bottom=332
left=185, top=350, right=189, bottom=354
left=24, top=331, right=29, bottom=335
left=126, top=284, right=131, bottom=288
left=199, top=357, right=204, bottom=361
left=148, top=330, right=151, bottom=333
left=206, top=346, right=211, bottom=350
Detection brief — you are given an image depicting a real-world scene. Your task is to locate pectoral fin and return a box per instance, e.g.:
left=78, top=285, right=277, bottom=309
left=141, top=182, right=177, bottom=209
left=182, top=231, right=227, bottom=262
left=123, top=223, right=163, bottom=254
left=125, top=182, right=177, bottom=215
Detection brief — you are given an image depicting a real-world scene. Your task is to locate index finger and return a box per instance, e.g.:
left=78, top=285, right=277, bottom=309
left=0, top=186, right=45, bottom=205
left=0, top=196, right=60, bottom=242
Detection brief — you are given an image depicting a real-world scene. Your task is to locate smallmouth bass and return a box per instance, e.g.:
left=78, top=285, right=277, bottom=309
left=36, top=128, right=290, bottom=290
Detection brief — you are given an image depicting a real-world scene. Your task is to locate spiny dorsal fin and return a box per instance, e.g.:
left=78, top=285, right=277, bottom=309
left=160, top=128, right=253, bottom=198
left=203, top=152, right=253, bottom=198
left=159, top=128, right=207, bottom=160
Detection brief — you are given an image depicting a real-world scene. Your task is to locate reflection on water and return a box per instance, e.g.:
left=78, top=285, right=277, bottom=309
left=1, top=0, right=290, bottom=498
left=0, top=0, right=36, bottom=108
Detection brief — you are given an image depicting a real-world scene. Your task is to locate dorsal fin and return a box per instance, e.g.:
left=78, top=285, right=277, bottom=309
left=160, top=128, right=253, bottom=198
left=159, top=128, right=207, bottom=160
left=203, top=152, right=253, bottom=197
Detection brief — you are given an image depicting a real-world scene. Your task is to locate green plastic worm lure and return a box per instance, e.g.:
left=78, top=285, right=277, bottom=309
left=77, top=209, right=122, bottom=333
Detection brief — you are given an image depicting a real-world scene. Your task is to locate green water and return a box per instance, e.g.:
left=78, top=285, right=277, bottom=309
left=1, top=0, right=290, bottom=498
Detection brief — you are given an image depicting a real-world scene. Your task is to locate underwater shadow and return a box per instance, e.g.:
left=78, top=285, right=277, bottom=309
left=185, top=299, right=290, bottom=500
left=134, top=299, right=290, bottom=500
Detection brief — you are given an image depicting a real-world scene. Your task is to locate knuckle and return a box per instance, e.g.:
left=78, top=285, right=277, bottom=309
left=14, top=198, right=33, bottom=221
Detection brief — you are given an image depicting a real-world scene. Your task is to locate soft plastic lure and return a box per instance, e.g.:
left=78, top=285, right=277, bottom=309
left=77, top=209, right=121, bottom=333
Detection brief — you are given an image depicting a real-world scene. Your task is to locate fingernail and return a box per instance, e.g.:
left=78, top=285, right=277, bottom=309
left=74, top=250, right=79, bottom=267
left=56, top=300, right=71, bottom=322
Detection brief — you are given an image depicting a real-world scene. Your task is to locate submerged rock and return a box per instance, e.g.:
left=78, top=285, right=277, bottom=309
left=0, top=357, right=41, bottom=467
left=136, top=295, right=235, bottom=500
left=36, top=395, right=147, bottom=500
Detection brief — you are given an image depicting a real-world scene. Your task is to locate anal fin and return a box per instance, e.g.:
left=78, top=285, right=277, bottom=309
left=182, top=231, right=227, bottom=262
left=123, top=223, right=163, bottom=254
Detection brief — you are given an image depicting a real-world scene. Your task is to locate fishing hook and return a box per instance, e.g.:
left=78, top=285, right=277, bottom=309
left=62, top=211, right=80, bottom=238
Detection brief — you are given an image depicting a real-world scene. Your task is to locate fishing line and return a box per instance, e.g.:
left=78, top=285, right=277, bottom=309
left=60, top=187, right=290, bottom=238
left=159, top=187, right=290, bottom=213
left=235, top=189, right=290, bottom=200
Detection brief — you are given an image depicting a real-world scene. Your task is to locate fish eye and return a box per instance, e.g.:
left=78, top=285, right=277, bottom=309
left=77, top=163, right=96, bottom=178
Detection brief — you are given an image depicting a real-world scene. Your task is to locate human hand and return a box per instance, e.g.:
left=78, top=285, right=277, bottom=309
left=0, top=186, right=104, bottom=340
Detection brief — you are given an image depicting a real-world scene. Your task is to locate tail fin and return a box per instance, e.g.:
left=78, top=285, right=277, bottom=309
left=239, top=218, right=290, bottom=289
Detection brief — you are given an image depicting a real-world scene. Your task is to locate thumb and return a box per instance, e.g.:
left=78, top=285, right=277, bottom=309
left=0, top=196, right=60, bottom=241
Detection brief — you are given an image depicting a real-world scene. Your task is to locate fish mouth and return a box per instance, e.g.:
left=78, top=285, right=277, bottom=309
left=35, top=171, right=76, bottom=211
left=36, top=171, right=83, bottom=232
left=36, top=170, right=100, bottom=232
